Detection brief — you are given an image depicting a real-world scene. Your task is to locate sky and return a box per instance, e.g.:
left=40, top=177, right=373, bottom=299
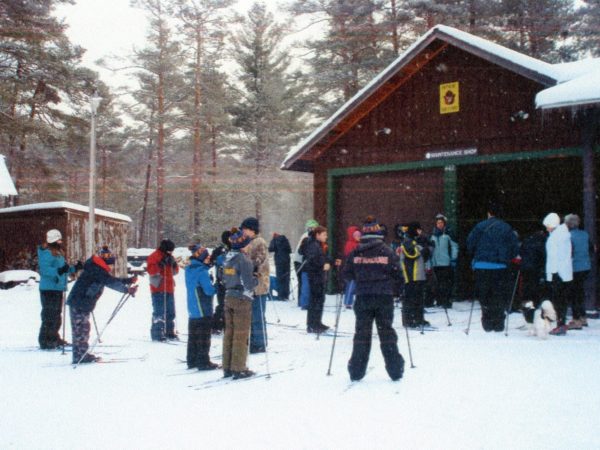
left=54, top=0, right=308, bottom=90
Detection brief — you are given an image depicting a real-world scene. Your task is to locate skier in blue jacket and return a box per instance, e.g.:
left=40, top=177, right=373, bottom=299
left=185, top=244, right=219, bottom=370
left=37, top=229, right=82, bottom=349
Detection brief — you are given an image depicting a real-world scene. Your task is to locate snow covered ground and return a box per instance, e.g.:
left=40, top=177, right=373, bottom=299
left=2, top=271, right=600, bottom=450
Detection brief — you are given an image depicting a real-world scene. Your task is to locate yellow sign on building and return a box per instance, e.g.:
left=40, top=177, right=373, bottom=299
left=440, top=82, right=460, bottom=114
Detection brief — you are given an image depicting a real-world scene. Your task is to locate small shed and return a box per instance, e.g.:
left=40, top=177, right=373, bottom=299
left=0, top=202, right=131, bottom=276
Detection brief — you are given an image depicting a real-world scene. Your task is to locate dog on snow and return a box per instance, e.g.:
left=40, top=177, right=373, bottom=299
left=522, top=300, right=557, bottom=339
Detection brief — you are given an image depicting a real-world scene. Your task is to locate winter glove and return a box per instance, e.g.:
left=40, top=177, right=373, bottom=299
left=159, top=255, right=177, bottom=269
left=127, top=276, right=138, bottom=285
left=74, top=260, right=84, bottom=272
left=128, top=285, right=138, bottom=297
left=57, top=263, right=70, bottom=275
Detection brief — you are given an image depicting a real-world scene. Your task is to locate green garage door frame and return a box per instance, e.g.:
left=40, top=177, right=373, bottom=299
left=326, top=146, right=592, bottom=257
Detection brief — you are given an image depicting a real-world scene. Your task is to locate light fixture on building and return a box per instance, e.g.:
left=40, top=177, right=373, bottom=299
left=510, top=110, right=529, bottom=122
left=375, top=127, right=392, bottom=136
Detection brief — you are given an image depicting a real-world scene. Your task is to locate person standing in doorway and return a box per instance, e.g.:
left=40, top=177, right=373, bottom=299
left=429, top=214, right=459, bottom=309
left=467, top=203, right=519, bottom=332
left=269, top=232, right=292, bottom=301
left=564, top=214, right=592, bottom=329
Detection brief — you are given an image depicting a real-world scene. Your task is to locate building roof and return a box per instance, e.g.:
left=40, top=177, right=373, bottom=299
left=536, top=59, right=600, bottom=110
left=0, top=201, right=132, bottom=222
left=0, top=155, right=17, bottom=197
left=282, top=25, right=600, bottom=172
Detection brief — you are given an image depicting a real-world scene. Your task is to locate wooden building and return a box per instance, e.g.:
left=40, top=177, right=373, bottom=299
left=0, top=201, right=131, bottom=276
left=282, top=26, right=600, bottom=303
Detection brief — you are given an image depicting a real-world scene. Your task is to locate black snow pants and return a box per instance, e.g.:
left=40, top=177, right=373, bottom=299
left=38, top=290, right=64, bottom=349
left=348, top=294, right=404, bottom=381
left=187, top=318, right=213, bottom=369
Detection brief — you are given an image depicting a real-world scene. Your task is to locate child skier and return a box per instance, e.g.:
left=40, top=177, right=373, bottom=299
left=67, top=246, right=137, bottom=364
left=185, top=244, right=219, bottom=370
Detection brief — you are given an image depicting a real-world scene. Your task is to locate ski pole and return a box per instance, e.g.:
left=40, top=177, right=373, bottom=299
left=402, top=308, right=416, bottom=368
left=258, top=295, right=271, bottom=379
left=464, top=298, right=476, bottom=335
left=91, top=311, right=102, bottom=343
left=267, top=292, right=281, bottom=323
left=504, top=270, right=520, bottom=337
left=61, top=292, right=67, bottom=355
left=326, top=290, right=344, bottom=376
left=74, top=291, right=132, bottom=368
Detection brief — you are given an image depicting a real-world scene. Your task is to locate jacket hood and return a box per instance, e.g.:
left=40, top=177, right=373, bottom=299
left=346, top=225, right=360, bottom=240
left=357, top=238, right=385, bottom=252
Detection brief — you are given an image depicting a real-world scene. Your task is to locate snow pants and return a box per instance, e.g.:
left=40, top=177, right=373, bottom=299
left=549, top=274, right=572, bottom=327
left=571, top=270, right=589, bottom=320
left=222, top=296, right=252, bottom=372
left=306, top=274, right=325, bottom=330
left=70, top=306, right=91, bottom=364
left=187, top=318, right=213, bottom=369
left=275, top=262, right=290, bottom=300
left=433, top=266, right=454, bottom=308
left=39, top=290, right=64, bottom=349
left=151, top=292, right=176, bottom=340
left=401, top=281, right=425, bottom=327
left=348, top=295, right=404, bottom=381
left=474, top=269, right=510, bottom=332
left=250, top=294, right=268, bottom=350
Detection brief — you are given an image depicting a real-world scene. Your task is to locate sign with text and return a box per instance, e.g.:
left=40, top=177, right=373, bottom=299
left=440, top=82, right=460, bottom=114
left=425, top=148, right=477, bottom=160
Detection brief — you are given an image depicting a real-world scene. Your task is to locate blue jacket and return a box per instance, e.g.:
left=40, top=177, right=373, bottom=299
left=570, top=229, right=592, bottom=273
left=38, top=245, right=74, bottom=292
left=67, top=256, right=130, bottom=313
left=467, top=217, right=519, bottom=266
left=185, top=258, right=216, bottom=319
left=430, top=229, right=459, bottom=267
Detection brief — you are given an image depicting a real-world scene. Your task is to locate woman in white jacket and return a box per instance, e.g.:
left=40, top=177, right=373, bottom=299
left=543, top=213, right=573, bottom=335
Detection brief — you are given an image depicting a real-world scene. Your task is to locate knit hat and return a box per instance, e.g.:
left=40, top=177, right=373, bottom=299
left=98, top=245, right=115, bottom=265
left=305, top=219, right=319, bottom=231
left=362, top=216, right=383, bottom=238
left=542, top=212, right=560, bottom=229
left=435, top=213, right=447, bottom=223
left=190, top=244, right=209, bottom=262
left=407, top=222, right=421, bottom=238
left=221, top=230, right=232, bottom=249
left=46, top=229, right=62, bottom=244
left=240, top=217, right=259, bottom=234
left=159, top=239, right=175, bottom=253
left=564, top=214, right=580, bottom=229
left=229, top=228, right=251, bottom=250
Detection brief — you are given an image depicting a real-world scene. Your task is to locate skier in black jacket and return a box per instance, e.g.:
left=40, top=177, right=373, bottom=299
left=67, top=247, right=137, bottom=364
left=268, top=233, right=292, bottom=301
left=302, top=226, right=331, bottom=333
left=343, top=216, right=405, bottom=382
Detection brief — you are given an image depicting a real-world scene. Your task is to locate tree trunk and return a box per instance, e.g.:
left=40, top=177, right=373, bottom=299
left=138, top=137, right=154, bottom=248
left=390, top=0, right=399, bottom=55
left=191, top=29, right=203, bottom=234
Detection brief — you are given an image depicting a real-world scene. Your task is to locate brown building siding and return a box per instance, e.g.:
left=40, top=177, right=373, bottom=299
left=0, top=206, right=129, bottom=276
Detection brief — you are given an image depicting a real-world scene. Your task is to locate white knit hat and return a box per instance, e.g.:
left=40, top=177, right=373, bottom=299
left=46, top=229, right=62, bottom=244
left=542, top=213, right=560, bottom=229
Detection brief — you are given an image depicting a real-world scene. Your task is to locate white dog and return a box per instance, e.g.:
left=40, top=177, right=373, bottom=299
left=522, top=300, right=557, bottom=339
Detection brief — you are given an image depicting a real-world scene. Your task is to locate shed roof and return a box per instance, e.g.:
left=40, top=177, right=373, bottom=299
left=536, top=59, right=600, bottom=110
left=0, top=155, right=17, bottom=197
left=0, top=201, right=131, bottom=223
left=282, top=25, right=600, bottom=172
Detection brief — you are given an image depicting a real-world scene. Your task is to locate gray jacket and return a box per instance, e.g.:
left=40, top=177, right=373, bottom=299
left=223, top=250, right=257, bottom=301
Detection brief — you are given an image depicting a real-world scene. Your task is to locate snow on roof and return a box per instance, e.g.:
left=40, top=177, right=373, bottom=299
left=536, top=59, right=600, bottom=109
left=282, top=25, right=563, bottom=170
left=0, top=155, right=17, bottom=197
left=0, top=201, right=131, bottom=222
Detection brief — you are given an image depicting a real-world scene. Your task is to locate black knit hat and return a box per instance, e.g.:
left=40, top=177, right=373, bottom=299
left=229, top=228, right=251, bottom=250
left=221, top=230, right=232, bottom=249
left=240, top=217, right=259, bottom=234
left=159, top=239, right=175, bottom=253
